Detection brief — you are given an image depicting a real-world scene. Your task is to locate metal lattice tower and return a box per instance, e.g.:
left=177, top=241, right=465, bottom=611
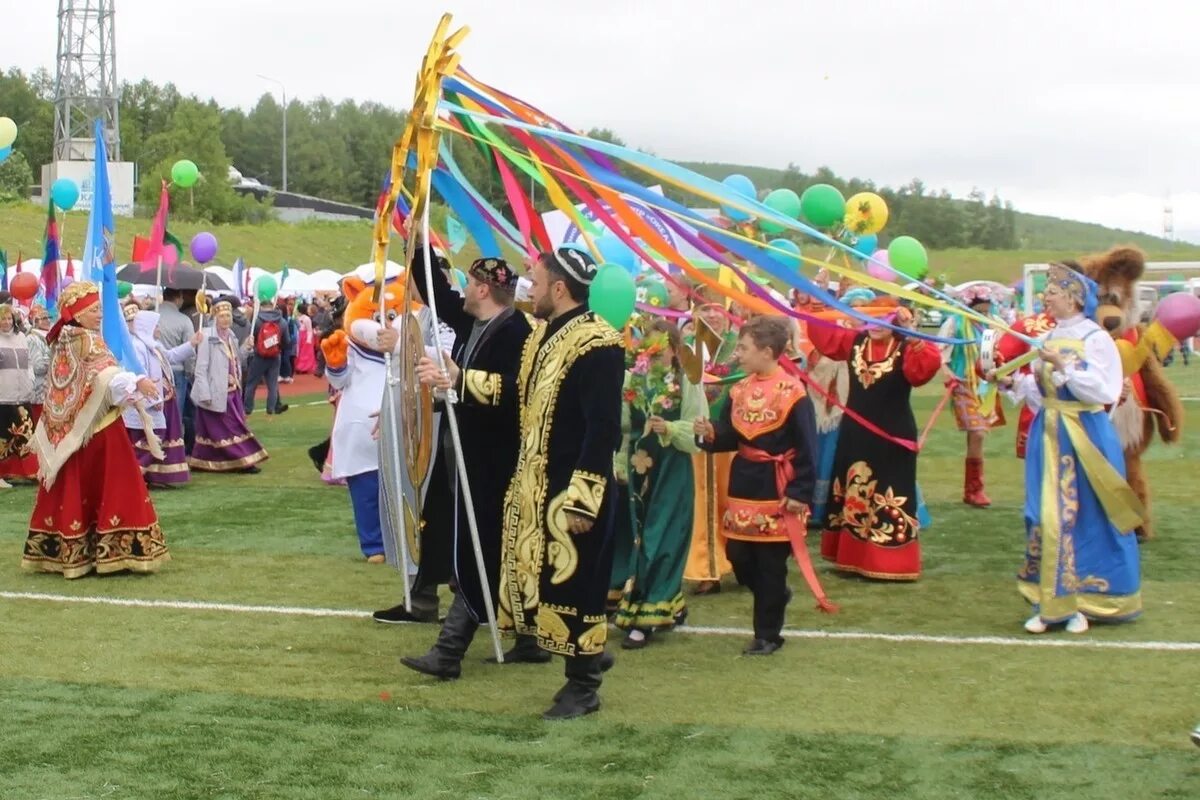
left=1164, top=198, right=1175, bottom=241
left=53, top=0, right=120, bottom=161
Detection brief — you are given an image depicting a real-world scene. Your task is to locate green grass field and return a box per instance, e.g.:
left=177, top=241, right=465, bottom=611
left=2, top=371, right=1199, bottom=799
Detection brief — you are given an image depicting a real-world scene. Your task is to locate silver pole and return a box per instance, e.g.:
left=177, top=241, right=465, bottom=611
left=383, top=351, right=413, bottom=611
left=419, top=178, right=504, bottom=663
left=256, top=74, right=288, bottom=192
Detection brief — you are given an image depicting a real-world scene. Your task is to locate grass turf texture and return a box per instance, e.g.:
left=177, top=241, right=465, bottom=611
left=2, top=376, right=1200, bottom=799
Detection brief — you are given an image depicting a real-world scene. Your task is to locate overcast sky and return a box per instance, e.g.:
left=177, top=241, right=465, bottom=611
left=7, top=0, right=1200, bottom=240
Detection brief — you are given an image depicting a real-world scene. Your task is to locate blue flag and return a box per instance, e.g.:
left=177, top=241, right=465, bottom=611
left=83, top=119, right=140, bottom=373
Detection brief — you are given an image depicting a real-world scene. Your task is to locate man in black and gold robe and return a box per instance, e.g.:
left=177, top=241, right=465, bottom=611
left=397, top=248, right=538, bottom=676
left=457, top=247, right=624, bottom=719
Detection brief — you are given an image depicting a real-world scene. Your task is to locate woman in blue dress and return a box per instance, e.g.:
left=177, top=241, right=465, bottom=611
left=995, top=262, right=1145, bottom=634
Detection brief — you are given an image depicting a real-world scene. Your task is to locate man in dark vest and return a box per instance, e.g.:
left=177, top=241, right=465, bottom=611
left=394, top=248, right=544, bottom=664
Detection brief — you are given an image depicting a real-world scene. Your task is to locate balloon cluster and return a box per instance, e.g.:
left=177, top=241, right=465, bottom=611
left=581, top=168, right=932, bottom=329
left=714, top=171, right=932, bottom=284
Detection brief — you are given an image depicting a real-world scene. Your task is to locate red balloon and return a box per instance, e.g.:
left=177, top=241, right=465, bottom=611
left=10, top=272, right=38, bottom=302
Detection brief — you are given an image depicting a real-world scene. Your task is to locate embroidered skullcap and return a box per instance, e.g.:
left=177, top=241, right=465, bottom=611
left=550, top=247, right=598, bottom=286
left=469, top=258, right=518, bottom=291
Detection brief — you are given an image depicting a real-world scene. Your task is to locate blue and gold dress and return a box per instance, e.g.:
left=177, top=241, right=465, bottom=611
left=1015, top=316, right=1145, bottom=624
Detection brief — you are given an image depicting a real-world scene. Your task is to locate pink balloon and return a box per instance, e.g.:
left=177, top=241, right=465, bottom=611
left=1156, top=291, right=1200, bottom=341
left=865, top=249, right=895, bottom=281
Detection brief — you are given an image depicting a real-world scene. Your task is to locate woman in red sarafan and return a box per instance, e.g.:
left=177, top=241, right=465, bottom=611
left=808, top=306, right=941, bottom=581
left=20, top=281, right=170, bottom=579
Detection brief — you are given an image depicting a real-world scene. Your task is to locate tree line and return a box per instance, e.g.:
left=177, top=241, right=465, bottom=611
left=0, top=67, right=1017, bottom=247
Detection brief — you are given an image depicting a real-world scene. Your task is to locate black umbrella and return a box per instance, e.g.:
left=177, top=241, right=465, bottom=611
left=115, top=263, right=231, bottom=292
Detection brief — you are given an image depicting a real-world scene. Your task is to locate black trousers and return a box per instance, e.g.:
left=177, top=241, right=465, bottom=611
left=726, top=540, right=792, bottom=642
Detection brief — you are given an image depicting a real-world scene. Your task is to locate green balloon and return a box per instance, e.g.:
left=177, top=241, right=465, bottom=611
left=256, top=274, right=279, bottom=302
left=758, top=188, right=802, bottom=234
left=800, top=184, right=846, bottom=228
left=588, top=264, right=637, bottom=330
left=117, top=281, right=133, bottom=299
left=887, top=236, right=929, bottom=280
left=171, top=159, right=200, bottom=189
left=640, top=279, right=670, bottom=308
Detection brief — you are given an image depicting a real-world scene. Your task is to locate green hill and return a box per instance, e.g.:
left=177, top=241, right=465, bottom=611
left=0, top=202, right=374, bottom=271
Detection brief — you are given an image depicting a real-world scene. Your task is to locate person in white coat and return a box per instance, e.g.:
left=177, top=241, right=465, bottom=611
left=126, top=310, right=201, bottom=485
left=324, top=281, right=452, bottom=564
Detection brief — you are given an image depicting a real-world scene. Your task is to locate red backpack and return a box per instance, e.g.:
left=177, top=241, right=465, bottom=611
left=256, top=320, right=282, bottom=358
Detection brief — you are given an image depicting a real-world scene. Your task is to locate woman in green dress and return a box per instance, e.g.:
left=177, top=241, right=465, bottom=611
left=613, top=320, right=707, bottom=648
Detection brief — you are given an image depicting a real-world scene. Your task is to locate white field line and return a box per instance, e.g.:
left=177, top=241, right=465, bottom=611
left=2, top=591, right=1197, bottom=653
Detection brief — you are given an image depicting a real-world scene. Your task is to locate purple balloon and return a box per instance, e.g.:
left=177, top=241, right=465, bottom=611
left=190, top=232, right=219, bottom=264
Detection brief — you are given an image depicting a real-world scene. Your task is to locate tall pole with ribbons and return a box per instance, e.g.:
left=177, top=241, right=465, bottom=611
left=373, top=16, right=504, bottom=662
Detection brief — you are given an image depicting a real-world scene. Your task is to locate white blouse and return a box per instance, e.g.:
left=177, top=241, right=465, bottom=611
left=1010, top=315, right=1122, bottom=412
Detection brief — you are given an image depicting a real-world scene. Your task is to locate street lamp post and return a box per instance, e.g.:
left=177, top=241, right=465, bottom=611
left=257, top=74, right=288, bottom=192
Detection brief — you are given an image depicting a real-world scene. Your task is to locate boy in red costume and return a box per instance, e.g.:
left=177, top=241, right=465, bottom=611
left=694, top=317, right=830, bottom=656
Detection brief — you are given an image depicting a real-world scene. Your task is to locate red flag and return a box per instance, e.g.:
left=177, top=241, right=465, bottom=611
left=131, top=235, right=151, bottom=263
left=140, top=181, right=178, bottom=271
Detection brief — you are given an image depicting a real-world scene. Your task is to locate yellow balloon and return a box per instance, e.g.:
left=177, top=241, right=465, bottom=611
left=0, top=117, right=16, bottom=149
left=844, top=192, right=889, bottom=235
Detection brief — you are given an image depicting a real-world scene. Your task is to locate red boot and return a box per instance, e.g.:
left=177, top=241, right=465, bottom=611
left=963, top=457, right=991, bottom=507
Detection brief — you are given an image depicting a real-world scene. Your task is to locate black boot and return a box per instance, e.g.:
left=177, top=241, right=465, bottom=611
left=400, top=595, right=479, bottom=680
left=543, top=654, right=603, bottom=720
left=485, top=633, right=552, bottom=664
left=373, top=584, right=440, bottom=624
left=554, top=648, right=615, bottom=701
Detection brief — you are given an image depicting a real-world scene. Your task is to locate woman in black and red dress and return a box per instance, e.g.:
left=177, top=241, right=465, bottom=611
left=807, top=306, right=940, bottom=580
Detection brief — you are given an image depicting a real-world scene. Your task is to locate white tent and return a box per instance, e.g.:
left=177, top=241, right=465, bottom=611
left=276, top=268, right=313, bottom=296
left=309, top=269, right=344, bottom=292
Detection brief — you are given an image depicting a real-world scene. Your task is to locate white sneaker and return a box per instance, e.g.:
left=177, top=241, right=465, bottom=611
left=0, top=478, right=12, bottom=489
left=1190, top=724, right=1200, bottom=748
left=1024, top=614, right=1048, bottom=634
left=1065, top=613, right=1089, bottom=634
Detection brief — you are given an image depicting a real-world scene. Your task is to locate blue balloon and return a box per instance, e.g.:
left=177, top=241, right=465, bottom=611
left=0, top=146, right=10, bottom=165
left=596, top=234, right=638, bottom=273
left=851, top=233, right=878, bottom=260
left=721, top=174, right=756, bottom=222
left=51, top=178, right=80, bottom=211
left=767, top=238, right=802, bottom=270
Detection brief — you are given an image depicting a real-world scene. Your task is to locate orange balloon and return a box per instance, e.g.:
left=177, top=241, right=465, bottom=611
left=10, top=272, right=38, bottom=302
